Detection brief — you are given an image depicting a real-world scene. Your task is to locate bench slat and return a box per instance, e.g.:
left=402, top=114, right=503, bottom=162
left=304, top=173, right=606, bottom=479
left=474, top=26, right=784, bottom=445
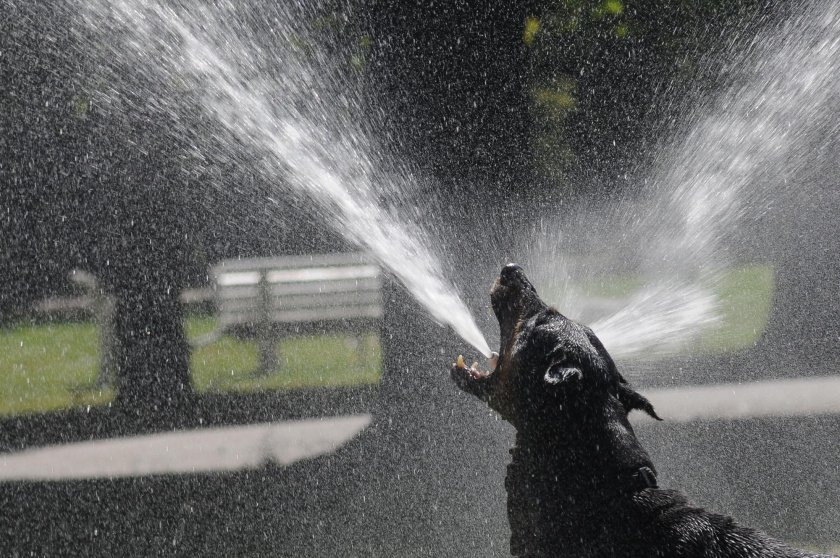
left=268, top=277, right=381, bottom=297
left=266, top=265, right=378, bottom=283
left=219, top=291, right=380, bottom=312
left=221, top=305, right=382, bottom=326
left=218, top=298, right=263, bottom=313
left=218, top=279, right=381, bottom=300
left=216, top=271, right=262, bottom=287
left=270, top=291, right=381, bottom=310
left=212, top=252, right=372, bottom=273
left=217, top=286, right=261, bottom=300
left=270, top=305, right=383, bottom=324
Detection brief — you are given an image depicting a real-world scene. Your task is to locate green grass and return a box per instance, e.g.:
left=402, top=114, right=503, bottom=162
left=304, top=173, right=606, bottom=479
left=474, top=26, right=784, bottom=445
left=187, top=317, right=381, bottom=393
left=579, top=274, right=646, bottom=298
left=555, top=265, right=774, bottom=355
left=0, top=321, right=113, bottom=416
left=0, top=264, right=772, bottom=417
left=697, top=264, right=775, bottom=354
left=0, top=318, right=380, bottom=417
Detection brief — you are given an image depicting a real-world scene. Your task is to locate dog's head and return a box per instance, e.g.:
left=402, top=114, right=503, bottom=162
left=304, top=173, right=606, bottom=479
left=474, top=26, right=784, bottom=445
left=451, top=263, right=660, bottom=432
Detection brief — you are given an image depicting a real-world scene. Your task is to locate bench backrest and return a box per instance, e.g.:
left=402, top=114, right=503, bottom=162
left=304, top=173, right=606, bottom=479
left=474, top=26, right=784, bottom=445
left=211, top=253, right=382, bottom=335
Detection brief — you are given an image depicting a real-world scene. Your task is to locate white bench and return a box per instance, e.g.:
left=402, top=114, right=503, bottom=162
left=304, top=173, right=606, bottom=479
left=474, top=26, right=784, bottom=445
left=203, top=253, right=383, bottom=374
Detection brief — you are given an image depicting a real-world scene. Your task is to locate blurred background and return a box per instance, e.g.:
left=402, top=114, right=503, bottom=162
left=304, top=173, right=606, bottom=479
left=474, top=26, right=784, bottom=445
left=1, top=0, right=838, bottom=555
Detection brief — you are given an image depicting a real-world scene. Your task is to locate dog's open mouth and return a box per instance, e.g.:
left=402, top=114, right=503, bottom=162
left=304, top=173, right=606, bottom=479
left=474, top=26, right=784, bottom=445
left=453, top=353, right=498, bottom=380
left=451, top=264, right=535, bottom=388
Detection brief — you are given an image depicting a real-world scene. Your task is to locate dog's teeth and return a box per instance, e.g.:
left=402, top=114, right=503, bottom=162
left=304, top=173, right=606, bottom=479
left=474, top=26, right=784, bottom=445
left=456, top=355, right=466, bottom=368
left=471, top=361, right=479, bottom=370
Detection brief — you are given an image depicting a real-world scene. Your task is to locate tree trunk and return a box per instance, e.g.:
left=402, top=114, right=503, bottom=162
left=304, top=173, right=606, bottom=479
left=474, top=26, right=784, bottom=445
left=112, top=279, right=193, bottom=424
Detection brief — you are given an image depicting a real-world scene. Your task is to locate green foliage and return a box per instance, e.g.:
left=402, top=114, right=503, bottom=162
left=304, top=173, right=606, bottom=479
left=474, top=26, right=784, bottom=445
left=350, top=35, right=373, bottom=71
left=534, top=85, right=576, bottom=110
left=539, top=0, right=631, bottom=40
left=72, top=95, right=91, bottom=119
left=592, top=0, right=625, bottom=20
left=526, top=0, right=635, bottom=190
left=603, top=0, right=624, bottom=16
left=526, top=0, right=767, bottom=198
left=531, top=76, right=578, bottom=184
left=523, top=16, right=541, bottom=47
left=614, top=23, right=629, bottom=39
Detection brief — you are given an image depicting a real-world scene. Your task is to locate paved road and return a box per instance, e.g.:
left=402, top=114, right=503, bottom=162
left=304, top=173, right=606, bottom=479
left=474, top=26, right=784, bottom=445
left=641, top=375, right=840, bottom=423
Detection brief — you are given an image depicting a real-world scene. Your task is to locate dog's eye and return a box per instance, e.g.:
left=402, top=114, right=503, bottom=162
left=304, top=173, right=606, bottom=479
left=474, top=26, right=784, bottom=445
left=544, top=364, right=583, bottom=385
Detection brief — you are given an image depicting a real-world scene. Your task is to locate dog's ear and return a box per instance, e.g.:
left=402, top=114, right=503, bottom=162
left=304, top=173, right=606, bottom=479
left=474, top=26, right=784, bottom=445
left=616, top=382, right=662, bottom=420
left=580, top=325, right=662, bottom=420
left=582, top=326, right=620, bottom=386
left=544, top=362, right=583, bottom=385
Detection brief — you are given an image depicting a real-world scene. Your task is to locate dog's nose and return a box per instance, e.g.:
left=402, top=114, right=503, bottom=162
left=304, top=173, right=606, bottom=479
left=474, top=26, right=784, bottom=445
left=500, top=263, right=523, bottom=283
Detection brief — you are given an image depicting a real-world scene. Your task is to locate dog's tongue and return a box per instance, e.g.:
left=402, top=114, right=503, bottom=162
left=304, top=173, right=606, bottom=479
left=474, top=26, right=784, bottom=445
left=454, top=353, right=497, bottom=380
left=456, top=353, right=496, bottom=370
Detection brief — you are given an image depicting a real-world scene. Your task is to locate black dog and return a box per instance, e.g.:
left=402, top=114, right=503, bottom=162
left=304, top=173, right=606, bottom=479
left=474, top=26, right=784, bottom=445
left=451, top=263, right=835, bottom=558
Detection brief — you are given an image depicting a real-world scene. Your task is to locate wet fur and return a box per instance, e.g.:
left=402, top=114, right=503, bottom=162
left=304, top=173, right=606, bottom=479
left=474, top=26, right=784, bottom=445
left=451, top=264, right=835, bottom=558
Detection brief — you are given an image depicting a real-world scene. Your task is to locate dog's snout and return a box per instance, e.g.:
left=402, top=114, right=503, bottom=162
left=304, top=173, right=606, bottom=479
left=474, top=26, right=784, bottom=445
left=500, top=263, right=523, bottom=284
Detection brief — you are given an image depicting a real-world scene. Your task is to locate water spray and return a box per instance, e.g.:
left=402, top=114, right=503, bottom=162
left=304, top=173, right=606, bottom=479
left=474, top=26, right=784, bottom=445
left=78, top=0, right=493, bottom=357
